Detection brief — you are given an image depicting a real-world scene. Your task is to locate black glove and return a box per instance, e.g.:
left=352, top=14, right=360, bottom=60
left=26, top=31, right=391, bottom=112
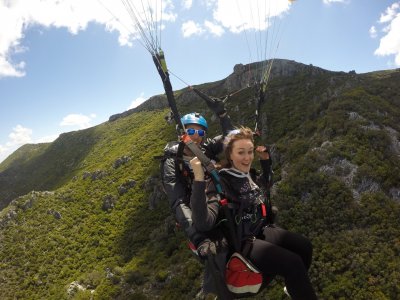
left=263, top=144, right=271, bottom=155
left=206, top=97, right=227, bottom=117
left=197, top=239, right=217, bottom=258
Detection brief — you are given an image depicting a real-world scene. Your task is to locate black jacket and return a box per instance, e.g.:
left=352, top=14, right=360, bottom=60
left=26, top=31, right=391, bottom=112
left=190, top=159, right=273, bottom=248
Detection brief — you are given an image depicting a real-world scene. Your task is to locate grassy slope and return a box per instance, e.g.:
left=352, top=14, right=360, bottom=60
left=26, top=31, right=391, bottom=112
left=0, top=110, right=190, bottom=299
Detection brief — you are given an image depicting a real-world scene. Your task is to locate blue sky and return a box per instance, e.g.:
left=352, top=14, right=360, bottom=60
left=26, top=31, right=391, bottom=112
left=1, top=0, right=399, bottom=163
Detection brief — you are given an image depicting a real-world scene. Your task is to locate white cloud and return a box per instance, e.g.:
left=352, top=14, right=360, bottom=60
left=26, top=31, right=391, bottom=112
left=60, top=113, right=97, bottom=129
left=379, top=2, right=400, bottom=23
left=182, top=20, right=204, bottom=37
left=181, top=19, right=224, bottom=37
left=0, top=0, right=295, bottom=77
left=374, top=2, right=400, bottom=66
left=204, top=0, right=217, bottom=9
left=0, top=145, right=11, bottom=164
left=7, top=125, right=33, bottom=146
left=180, top=1, right=290, bottom=39
left=0, top=0, right=177, bottom=78
left=182, top=0, right=193, bottom=10
left=0, top=124, right=33, bottom=163
left=369, top=26, right=377, bottom=38
left=0, top=56, right=25, bottom=78
left=128, top=93, right=147, bottom=109
left=0, top=144, right=8, bottom=156
left=323, top=0, right=348, bottom=4
left=211, top=0, right=291, bottom=33
left=204, top=20, right=224, bottom=36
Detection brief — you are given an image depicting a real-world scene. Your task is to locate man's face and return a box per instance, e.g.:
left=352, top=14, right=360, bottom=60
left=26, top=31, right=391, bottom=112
left=185, top=123, right=205, bottom=145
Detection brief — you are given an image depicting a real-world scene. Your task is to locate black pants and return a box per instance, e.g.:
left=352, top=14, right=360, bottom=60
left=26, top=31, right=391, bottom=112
left=247, top=225, right=317, bottom=300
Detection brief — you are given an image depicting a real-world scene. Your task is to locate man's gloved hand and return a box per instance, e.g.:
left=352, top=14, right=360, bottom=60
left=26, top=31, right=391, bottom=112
left=206, top=97, right=227, bottom=117
left=197, top=239, right=217, bottom=258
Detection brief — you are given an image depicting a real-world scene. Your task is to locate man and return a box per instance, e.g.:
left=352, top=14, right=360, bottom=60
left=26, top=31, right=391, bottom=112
left=162, top=102, right=233, bottom=297
left=162, top=112, right=232, bottom=248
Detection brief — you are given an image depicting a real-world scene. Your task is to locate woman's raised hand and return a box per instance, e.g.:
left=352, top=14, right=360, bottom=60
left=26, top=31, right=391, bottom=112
left=255, top=145, right=270, bottom=160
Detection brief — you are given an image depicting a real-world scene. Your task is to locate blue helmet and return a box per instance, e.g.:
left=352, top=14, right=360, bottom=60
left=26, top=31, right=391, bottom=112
left=181, top=113, right=208, bottom=130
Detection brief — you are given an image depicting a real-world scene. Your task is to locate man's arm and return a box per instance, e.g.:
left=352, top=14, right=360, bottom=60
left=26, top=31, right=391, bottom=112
left=162, top=157, right=207, bottom=247
left=218, top=113, right=234, bottom=137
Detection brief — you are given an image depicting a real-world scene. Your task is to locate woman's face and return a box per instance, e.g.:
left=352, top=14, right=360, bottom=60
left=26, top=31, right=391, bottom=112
left=229, top=138, right=254, bottom=173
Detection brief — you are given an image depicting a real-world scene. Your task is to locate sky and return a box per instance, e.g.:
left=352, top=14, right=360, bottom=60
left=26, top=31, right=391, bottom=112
left=1, top=0, right=400, bottom=163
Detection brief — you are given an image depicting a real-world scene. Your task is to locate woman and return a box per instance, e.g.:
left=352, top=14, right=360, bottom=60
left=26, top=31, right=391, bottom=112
left=190, top=127, right=317, bottom=300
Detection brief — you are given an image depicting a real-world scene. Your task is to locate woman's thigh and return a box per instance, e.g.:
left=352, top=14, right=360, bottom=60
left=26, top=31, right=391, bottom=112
left=261, top=225, right=313, bottom=269
left=248, top=238, right=305, bottom=277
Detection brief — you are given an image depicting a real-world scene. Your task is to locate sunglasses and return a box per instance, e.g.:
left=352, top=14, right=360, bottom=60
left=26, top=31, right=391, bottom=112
left=186, top=128, right=206, bottom=137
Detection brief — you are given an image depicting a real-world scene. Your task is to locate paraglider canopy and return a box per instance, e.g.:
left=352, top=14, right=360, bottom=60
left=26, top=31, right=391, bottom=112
left=98, top=0, right=185, bottom=130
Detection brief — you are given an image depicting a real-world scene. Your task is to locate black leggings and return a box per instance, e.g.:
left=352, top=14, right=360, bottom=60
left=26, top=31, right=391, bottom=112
left=247, top=225, right=317, bottom=300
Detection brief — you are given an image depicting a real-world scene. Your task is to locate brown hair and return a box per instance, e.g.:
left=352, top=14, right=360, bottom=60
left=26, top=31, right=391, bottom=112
left=223, top=127, right=254, bottom=168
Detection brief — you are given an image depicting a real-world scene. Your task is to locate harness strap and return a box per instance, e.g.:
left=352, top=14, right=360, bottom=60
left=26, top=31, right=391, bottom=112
left=219, top=198, right=241, bottom=253
left=176, top=141, right=186, bottom=172
left=250, top=202, right=267, bottom=239
left=242, top=237, right=255, bottom=257
left=261, top=203, right=267, bottom=218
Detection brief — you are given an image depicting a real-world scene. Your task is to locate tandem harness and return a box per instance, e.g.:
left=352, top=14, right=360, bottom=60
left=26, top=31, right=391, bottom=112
left=217, top=185, right=272, bottom=297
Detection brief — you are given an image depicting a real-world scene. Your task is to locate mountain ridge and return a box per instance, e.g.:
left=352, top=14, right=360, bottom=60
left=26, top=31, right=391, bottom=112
left=108, top=59, right=339, bottom=122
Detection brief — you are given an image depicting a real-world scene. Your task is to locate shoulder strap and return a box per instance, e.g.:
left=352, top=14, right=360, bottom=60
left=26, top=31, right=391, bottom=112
left=176, top=141, right=186, bottom=172
left=216, top=175, right=241, bottom=252
left=219, top=198, right=241, bottom=253
left=178, top=140, right=193, bottom=175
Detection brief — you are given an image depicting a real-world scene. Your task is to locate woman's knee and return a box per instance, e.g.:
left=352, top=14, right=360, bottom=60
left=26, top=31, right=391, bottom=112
left=283, top=252, right=305, bottom=272
left=299, top=236, right=313, bottom=269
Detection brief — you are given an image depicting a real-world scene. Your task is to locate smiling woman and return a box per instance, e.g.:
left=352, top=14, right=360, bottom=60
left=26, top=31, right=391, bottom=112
left=190, top=126, right=317, bottom=299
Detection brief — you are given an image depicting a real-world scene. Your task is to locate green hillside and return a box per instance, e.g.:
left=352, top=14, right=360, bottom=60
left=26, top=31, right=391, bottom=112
left=0, top=61, right=400, bottom=299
